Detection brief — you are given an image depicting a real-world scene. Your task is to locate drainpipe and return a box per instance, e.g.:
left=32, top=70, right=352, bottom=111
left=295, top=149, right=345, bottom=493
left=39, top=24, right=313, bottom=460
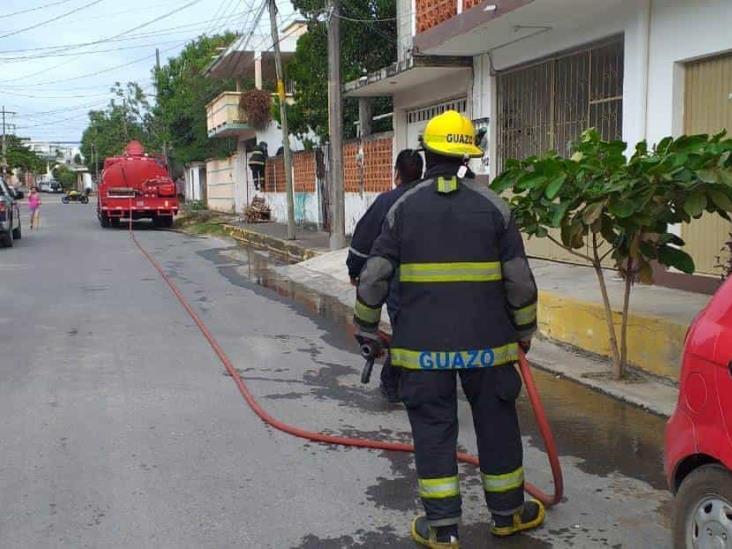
left=639, top=0, right=652, bottom=142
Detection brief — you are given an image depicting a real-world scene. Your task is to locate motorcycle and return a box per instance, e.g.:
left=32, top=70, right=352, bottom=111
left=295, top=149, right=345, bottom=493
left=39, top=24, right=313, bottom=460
left=61, top=190, right=89, bottom=204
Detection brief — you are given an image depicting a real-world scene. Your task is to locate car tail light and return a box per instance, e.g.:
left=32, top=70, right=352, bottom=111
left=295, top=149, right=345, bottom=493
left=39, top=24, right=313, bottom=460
left=0, top=201, right=6, bottom=212
left=157, top=183, right=176, bottom=197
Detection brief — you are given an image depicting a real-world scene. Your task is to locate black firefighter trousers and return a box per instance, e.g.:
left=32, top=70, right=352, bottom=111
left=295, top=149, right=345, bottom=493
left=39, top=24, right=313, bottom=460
left=400, top=366, right=525, bottom=527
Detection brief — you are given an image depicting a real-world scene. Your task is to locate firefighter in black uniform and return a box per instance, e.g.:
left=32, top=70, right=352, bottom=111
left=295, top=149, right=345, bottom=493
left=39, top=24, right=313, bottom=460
left=347, top=149, right=424, bottom=403
left=249, top=142, right=267, bottom=191
left=353, top=111, right=544, bottom=548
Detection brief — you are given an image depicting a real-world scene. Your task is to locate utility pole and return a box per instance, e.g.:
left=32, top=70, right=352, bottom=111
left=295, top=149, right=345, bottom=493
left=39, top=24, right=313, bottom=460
left=327, top=0, right=345, bottom=249
left=93, top=127, right=99, bottom=182
left=155, top=48, right=169, bottom=168
left=267, top=0, right=296, bottom=240
left=1, top=106, right=17, bottom=174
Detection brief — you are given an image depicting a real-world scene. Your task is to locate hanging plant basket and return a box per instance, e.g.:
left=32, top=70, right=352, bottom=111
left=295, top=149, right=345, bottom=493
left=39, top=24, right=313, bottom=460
left=239, top=89, right=272, bottom=131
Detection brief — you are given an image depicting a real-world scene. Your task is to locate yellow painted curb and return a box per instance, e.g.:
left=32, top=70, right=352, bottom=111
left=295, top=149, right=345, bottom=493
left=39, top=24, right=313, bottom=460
left=538, top=290, right=688, bottom=381
left=222, top=225, right=321, bottom=262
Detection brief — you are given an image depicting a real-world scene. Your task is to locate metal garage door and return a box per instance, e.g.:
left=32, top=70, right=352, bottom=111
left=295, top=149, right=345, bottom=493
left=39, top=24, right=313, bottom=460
left=682, top=53, right=732, bottom=276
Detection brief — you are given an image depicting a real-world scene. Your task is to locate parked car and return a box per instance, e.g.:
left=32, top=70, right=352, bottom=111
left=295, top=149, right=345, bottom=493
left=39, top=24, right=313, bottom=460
left=38, top=180, right=52, bottom=192
left=666, top=276, right=732, bottom=548
left=49, top=180, right=62, bottom=193
left=0, top=177, right=21, bottom=247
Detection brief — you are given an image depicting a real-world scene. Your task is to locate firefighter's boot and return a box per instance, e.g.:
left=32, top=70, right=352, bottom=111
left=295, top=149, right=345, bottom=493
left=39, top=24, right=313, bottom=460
left=410, top=516, right=460, bottom=548
left=490, top=499, right=545, bottom=537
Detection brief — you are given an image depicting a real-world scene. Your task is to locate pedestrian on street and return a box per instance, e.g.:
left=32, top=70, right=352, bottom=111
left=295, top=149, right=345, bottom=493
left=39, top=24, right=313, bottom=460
left=347, top=149, right=424, bottom=403
left=353, top=111, right=542, bottom=547
left=28, top=186, right=41, bottom=230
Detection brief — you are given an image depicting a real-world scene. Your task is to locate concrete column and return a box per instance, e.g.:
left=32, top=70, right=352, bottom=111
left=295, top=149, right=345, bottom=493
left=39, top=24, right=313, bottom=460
left=254, top=54, right=263, bottom=90
left=358, top=97, right=373, bottom=137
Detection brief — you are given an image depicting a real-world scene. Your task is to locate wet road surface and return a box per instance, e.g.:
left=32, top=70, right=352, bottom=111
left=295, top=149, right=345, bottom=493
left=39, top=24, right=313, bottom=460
left=0, top=200, right=672, bottom=547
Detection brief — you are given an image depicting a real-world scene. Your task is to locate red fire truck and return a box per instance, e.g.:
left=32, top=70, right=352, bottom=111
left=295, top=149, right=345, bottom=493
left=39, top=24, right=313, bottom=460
left=97, top=141, right=178, bottom=228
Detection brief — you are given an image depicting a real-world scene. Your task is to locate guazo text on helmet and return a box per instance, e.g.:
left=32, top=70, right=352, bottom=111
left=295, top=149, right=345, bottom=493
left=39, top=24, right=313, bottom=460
left=446, top=134, right=473, bottom=144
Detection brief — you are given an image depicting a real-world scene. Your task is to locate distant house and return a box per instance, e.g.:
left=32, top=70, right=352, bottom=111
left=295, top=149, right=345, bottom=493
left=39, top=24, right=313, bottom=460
left=202, top=21, right=309, bottom=217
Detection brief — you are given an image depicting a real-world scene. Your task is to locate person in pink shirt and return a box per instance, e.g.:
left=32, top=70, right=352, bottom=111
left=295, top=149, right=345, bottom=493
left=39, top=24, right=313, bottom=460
left=28, top=187, right=41, bottom=230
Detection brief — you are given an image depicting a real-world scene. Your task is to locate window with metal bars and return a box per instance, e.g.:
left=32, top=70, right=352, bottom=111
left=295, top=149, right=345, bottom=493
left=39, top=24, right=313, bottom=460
left=496, top=37, right=624, bottom=173
left=407, top=98, right=468, bottom=124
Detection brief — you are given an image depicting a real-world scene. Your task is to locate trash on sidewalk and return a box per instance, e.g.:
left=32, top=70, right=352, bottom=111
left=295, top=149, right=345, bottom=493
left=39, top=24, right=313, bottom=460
left=244, top=196, right=271, bottom=224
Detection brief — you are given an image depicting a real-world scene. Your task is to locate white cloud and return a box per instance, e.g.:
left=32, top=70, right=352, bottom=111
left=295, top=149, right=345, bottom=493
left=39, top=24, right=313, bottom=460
left=0, top=0, right=295, bottom=143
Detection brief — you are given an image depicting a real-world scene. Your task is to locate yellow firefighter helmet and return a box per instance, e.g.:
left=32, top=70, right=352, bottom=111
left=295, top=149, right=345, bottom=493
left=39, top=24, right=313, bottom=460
left=421, top=110, right=483, bottom=158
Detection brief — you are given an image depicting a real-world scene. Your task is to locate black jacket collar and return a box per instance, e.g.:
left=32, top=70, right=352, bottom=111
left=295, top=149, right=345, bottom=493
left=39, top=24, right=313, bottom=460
left=424, top=163, right=476, bottom=180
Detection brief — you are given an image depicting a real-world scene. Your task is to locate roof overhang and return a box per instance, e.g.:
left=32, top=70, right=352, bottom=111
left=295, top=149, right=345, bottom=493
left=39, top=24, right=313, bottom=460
left=344, top=55, right=473, bottom=98
left=414, top=0, right=629, bottom=57
left=208, top=122, right=256, bottom=140
left=205, top=50, right=295, bottom=81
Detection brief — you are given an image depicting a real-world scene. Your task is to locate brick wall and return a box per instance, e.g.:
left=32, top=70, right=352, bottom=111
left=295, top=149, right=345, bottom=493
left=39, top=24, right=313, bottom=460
left=463, top=0, right=481, bottom=9
left=293, top=151, right=316, bottom=193
left=263, top=136, right=392, bottom=195
left=416, top=0, right=457, bottom=33
left=264, top=155, right=285, bottom=192
left=343, top=135, right=393, bottom=193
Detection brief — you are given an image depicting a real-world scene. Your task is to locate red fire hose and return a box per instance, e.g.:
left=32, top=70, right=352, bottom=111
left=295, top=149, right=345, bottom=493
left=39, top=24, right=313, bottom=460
left=129, top=221, right=564, bottom=508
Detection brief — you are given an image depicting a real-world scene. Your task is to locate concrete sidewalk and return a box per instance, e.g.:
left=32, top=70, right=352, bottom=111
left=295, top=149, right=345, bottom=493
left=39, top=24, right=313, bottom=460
left=214, top=220, right=711, bottom=386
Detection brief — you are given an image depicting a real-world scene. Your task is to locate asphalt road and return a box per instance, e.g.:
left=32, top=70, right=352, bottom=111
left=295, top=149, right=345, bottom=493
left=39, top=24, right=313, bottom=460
left=0, top=198, right=673, bottom=548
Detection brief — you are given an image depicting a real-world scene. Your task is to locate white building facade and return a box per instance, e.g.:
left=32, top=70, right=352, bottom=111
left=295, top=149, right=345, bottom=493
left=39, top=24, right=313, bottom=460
left=347, top=0, right=732, bottom=286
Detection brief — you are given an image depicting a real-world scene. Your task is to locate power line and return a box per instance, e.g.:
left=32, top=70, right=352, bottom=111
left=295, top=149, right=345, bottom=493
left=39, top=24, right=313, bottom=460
left=338, top=0, right=397, bottom=44
left=334, top=13, right=397, bottom=22
left=0, top=0, right=108, bottom=40
left=0, top=8, right=252, bottom=58
left=0, top=0, right=76, bottom=20
left=203, top=0, right=239, bottom=36
left=0, top=0, right=204, bottom=56
left=1, top=38, right=185, bottom=63
left=0, top=39, right=186, bottom=89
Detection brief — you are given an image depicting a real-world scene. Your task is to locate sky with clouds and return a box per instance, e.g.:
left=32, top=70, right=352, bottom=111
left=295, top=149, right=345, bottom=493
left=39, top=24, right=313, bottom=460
left=0, top=0, right=296, bottom=144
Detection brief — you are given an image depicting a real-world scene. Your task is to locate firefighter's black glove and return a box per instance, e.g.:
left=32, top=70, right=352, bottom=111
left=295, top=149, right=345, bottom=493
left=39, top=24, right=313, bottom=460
left=355, top=330, right=384, bottom=359
left=519, top=338, right=532, bottom=354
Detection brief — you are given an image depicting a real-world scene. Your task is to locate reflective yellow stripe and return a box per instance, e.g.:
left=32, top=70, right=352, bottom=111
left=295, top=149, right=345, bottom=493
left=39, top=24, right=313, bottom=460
left=512, top=303, right=537, bottom=326
left=400, top=262, right=502, bottom=283
left=482, top=467, right=524, bottom=493
left=354, top=300, right=381, bottom=324
left=390, top=344, right=518, bottom=370
left=436, top=176, right=458, bottom=193
left=418, top=476, right=460, bottom=499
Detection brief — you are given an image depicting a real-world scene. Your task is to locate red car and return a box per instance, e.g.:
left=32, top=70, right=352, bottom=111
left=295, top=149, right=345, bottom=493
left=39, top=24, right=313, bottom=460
left=666, top=276, right=732, bottom=547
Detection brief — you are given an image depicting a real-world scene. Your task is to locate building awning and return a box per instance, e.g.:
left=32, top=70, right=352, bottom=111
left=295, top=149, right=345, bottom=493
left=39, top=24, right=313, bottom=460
left=208, top=123, right=255, bottom=140
left=414, top=0, right=627, bottom=56
left=205, top=50, right=295, bottom=81
left=344, top=55, right=472, bottom=98
left=204, top=21, right=306, bottom=81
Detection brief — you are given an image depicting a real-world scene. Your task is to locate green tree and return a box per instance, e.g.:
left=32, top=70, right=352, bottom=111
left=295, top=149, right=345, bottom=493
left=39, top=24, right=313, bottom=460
left=152, top=33, right=239, bottom=166
left=5, top=135, right=45, bottom=175
left=80, top=81, right=156, bottom=175
left=492, top=130, right=732, bottom=378
left=52, top=164, right=77, bottom=190
left=287, top=0, right=396, bottom=141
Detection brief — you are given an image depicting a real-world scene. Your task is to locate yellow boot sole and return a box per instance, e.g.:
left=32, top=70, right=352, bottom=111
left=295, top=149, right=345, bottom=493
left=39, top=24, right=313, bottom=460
left=490, top=499, right=546, bottom=537
left=410, top=518, right=460, bottom=548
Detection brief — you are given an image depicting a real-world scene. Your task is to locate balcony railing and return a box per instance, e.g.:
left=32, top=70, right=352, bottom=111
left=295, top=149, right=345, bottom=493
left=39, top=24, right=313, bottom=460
left=206, top=91, right=251, bottom=138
